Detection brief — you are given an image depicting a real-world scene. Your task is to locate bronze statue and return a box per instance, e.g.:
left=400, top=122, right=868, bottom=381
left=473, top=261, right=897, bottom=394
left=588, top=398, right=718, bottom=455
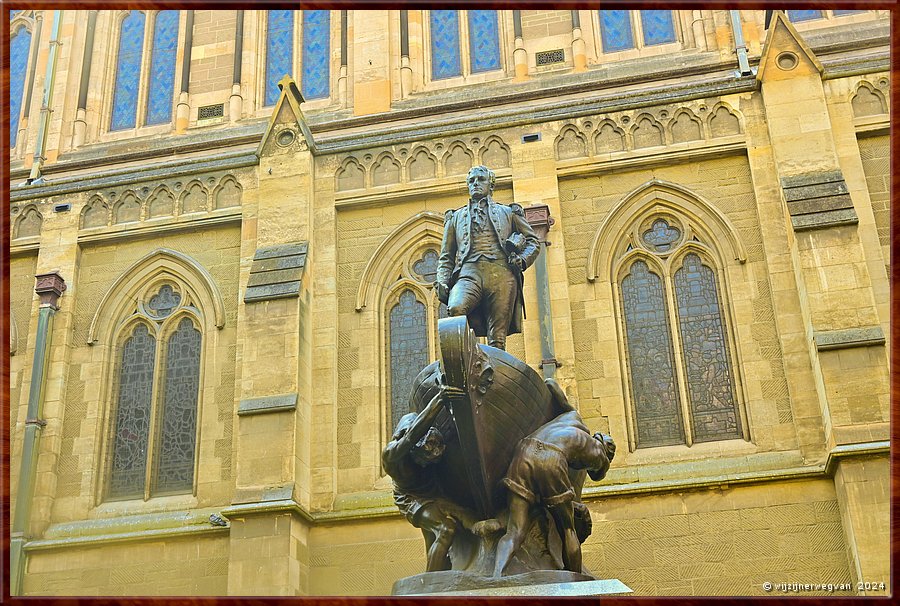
left=435, top=166, right=540, bottom=350
left=493, top=403, right=616, bottom=577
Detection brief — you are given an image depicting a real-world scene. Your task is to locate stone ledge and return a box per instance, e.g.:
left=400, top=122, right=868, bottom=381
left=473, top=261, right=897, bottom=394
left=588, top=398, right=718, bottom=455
left=394, top=570, right=632, bottom=596
left=814, top=326, right=885, bottom=351
left=237, top=393, right=298, bottom=415
left=791, top=209, right=858, bottom=231
left=243, top=243, right=308, bottom=303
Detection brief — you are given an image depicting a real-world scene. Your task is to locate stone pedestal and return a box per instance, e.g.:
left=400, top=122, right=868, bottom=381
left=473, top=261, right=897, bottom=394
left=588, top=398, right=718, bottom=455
left=393, top=570, right=632, bottom=597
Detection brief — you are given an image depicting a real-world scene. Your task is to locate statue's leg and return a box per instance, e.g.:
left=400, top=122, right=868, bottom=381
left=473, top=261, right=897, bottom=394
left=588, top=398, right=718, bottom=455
left=418, top=506, right=457, bottom=572
left=483, top=265, right=517, bottom=349
left=447, top=274, right=481, bottom=317
left=492, top=494, right=530, bottom=577
left=548, top=501, right=581, bottom=573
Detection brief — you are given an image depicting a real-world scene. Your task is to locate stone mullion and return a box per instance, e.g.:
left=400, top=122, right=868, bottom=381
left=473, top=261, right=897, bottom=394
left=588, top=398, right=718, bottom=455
left=663, top=269, right=694, bottom=447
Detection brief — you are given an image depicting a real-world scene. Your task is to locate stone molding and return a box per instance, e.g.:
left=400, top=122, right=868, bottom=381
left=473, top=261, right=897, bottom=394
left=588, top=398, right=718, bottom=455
left=813, top=327, right=885, bottom=351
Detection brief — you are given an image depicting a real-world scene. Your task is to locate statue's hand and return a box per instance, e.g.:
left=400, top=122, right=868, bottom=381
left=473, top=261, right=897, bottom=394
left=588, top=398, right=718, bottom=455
left=508, top=254, right=526, bottom=272
left=439, top=384, right=467, bottom=404
left=434, top=281, right=450, bottom=303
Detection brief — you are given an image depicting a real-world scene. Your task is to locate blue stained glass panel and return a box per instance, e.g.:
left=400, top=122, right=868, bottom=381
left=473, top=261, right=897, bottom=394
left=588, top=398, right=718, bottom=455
left=389, top=290, right=429, bottom=431
left=302, top=10, right=330, bottom=100
left=621, top=261, right=685, bottom=448
left=109, top=324, right=156, bottom=499
left=641, top=10, right=676, bottom=46
left=787, top=10, right=823, bottom=22
left=599, top=10, right=634, bottom=52
left=154, top=318, right=201, bottom=494
left=111, top=11, right=146, bottom=131
left=266, top=10, right=294, bottom=106
left=10, top=26, right=31, bottom=147
left=110, top=11, right=146, bottom=131
left=674, top=254, right=740, bottom=442
left=468, top=10, right=500, bottom=73
left=431, top=10, right=461, bottom=80
left=145, top=11, right=178, bottom=125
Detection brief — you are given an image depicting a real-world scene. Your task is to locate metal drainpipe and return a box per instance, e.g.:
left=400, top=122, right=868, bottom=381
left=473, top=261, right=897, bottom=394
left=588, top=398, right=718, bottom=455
left=26, top=10, right=62, bottom=185
left=524, top=205, right=559, bottom=379
left=10, top=272, right=67, bottom=595
left=730, top=10, right=752, bottom=76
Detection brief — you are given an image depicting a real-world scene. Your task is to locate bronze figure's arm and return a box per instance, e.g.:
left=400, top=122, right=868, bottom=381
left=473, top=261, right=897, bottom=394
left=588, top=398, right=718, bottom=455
left=434, top=209, right=457, bottom=303
left=382, top=384, right=464, bottom=465
left=509, top=207, right=541, bottom=271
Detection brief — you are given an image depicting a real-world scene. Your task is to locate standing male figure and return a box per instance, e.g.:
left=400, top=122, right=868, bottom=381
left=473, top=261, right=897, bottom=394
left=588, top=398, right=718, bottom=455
left=435, top=166, right=540, bottom=350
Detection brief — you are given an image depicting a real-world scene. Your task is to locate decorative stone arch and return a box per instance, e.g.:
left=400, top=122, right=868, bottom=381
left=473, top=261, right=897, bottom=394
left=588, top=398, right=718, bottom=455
left=669, top=109, right=703, bottom=143
left=850, top=81, right=887, bottom=117
left=443, top=142, right=474, bottom=177
left=630, top=113, right=665, bottom=148
left=147, top=184, right=176, bottom=218
left=13, top=204, right=43, bottom=239
left=555, top=124, right=588, bottom=160
left=371, top=152, right=402, bottom=186
left=586, top=179, right=746, bottom=283
left=335, top=156, right=366, bottom=191
left=81, top=195, right=111, bottom=229
left=113, top=190, right=142, bottom=224
left=88, top=248, right=226, bottom=345
left=479, top=135, right=510, bottom=169
left=708, top=103, right=743, bottom=137
left=406, top=146, right=438, bottom=181
left=179, top=180, right=209, bottom=215
left=212, top=175, right=242, bottom=209
left=593, top=119, right=626, bottom=154
left=355, top=211, right=445, bottom=312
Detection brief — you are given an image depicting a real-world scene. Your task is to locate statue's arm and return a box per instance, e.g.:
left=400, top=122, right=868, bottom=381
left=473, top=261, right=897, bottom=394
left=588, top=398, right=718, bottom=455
left=435, top=210, right=457, bottom=300
left=511, top=210, right=541, bottom=270
left=382, top=387, right=454, bottom=465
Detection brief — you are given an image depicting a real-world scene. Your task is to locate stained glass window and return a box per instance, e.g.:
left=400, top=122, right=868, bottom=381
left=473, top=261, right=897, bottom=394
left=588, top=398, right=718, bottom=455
left=389, top=290, right=429, bottom=431
left=468, top=10, right=500, bottom=73
left=642, top=219, right=681, bottom=253
left=111, top=11, right=146, bottom=131
left=154, top=318, right=201, bottom=494
left=621, top=261, right=685, bottom=447
left=674, top=254, right=740, bottom=442
left=145, top=10, right=178, bottom=126
left=412, top=249, right=440, bottom=283
left=302, top=10, right=330, bottom=100
left=787, top=10, right=823, bottom=22
left=641, top=10, right=676, bottom=46
left=109, top=324, right=156, bottom=499
left=10, top=25, right=31, bottom=147
left=599, top=10, right=634, bottom=52
left=431, top=10, right=462, bottom=80
left=148, top=284, right=181, bottom=318
left=266, top=10, right=294, bottom=106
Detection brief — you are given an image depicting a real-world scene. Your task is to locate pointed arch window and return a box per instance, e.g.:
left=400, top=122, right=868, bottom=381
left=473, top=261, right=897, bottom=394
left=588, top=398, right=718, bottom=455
left=301, top=10, right=330, bottom=100
left=265, top=10, right=294, bottom=106
left=617, top=215, right=744, bottom=449
left=146, top=10, right=179, bottom=125
left=111, top=10, right=180, bottom=131
left=10, top=21, right=33, bottom=148
left=386, top=247, right=448, bottom=432
left=429, top=10, right=501, bottom=81
left=107, top=282, right=202, bottom=500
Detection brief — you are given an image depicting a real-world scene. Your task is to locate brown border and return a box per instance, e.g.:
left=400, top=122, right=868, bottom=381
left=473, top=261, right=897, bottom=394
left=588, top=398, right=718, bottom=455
left=2, top=1, right=897, bottom=604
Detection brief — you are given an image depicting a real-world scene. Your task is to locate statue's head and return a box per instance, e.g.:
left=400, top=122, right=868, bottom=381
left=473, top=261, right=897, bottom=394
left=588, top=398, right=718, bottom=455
left=467, top=165, right=495, bottom=200
left=411, top=426, right=446, bottom=466
left=587, top=432, right=616, bottom=481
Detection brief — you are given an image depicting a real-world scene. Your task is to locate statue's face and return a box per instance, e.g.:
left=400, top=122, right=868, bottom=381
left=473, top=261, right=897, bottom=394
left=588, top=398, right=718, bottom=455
left=467, top=171, right=492, bottom=200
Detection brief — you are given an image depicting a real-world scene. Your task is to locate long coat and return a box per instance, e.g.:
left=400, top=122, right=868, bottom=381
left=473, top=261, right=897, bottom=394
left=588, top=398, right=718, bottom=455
left=436, top=197, right=540, bottom=337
